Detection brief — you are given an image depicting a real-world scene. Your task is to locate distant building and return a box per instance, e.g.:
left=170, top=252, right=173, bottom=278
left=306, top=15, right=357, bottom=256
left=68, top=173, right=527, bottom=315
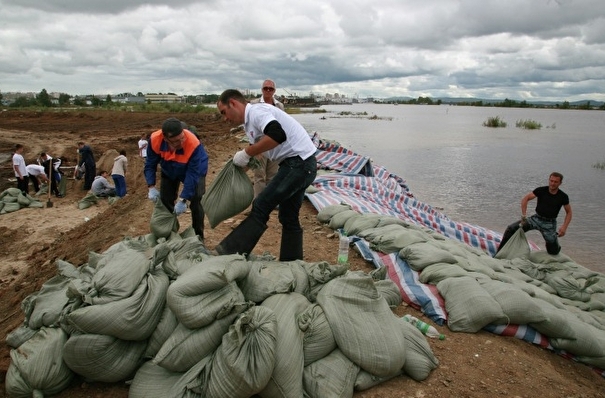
left=144, top=93, right=183, bottom=104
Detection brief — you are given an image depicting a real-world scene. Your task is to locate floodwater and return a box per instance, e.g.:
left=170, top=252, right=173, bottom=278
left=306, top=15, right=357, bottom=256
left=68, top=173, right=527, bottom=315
left=294, top=104, right=605, bottom=273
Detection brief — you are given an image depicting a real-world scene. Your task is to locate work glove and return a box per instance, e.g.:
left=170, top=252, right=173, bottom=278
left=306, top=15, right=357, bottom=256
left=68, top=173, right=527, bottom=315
left=148, top=187, right=160, bottom=201
left=174, top=200, right=187, bottom=216
left=233, top=149, right=251, bottom=168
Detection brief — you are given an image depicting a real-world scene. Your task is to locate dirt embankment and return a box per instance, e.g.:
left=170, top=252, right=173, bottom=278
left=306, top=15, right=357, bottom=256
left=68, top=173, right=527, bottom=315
left=0, top=109, right=604, bottom=398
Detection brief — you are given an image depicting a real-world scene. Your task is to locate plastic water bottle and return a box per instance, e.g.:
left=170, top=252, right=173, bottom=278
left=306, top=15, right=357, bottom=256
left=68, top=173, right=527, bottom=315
left=402, top=314, right=445, bottom=340
left=337, top=230, right=349, bottom=265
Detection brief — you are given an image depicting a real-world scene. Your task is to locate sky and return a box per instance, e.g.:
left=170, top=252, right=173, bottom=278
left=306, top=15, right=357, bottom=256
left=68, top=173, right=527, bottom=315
left=1, top=0, right=605, bottom=101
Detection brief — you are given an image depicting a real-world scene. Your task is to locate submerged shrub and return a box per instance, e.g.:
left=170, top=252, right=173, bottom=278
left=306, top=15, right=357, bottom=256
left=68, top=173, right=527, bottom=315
left=483, top=116, right=507, bottom=128
left=515, top=119, right=542, bottom=130
left=592, top=159, right=605, bottom=170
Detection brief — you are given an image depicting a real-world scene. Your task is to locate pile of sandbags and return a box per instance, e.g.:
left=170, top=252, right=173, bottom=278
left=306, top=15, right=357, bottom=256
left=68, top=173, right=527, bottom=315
left=5, top=199, right=440, bottom=398
left=0, top=187, right=44, bottom=214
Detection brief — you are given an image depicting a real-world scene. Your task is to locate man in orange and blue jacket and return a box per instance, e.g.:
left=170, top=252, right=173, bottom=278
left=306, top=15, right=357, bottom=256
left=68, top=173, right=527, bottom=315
left=144, top=117, right=209, bottom=239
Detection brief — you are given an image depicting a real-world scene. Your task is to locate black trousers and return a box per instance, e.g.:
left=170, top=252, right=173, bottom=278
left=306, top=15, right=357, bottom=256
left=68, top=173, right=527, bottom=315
left=159, top=173, right=206, bottom=239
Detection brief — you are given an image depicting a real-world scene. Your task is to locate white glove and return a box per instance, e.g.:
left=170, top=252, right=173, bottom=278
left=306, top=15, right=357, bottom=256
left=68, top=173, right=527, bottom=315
left=148, top=187, right=160, bottom=201
left=233, top=149, right=251, bottom=167
left=174, top=200, right=187, bottom=215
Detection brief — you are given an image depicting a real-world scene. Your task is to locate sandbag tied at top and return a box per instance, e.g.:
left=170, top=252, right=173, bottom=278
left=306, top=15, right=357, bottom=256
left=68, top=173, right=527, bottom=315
left=316, top=202, right=353, bottom=223
left=149, top=196, right=179, bottom=239
left=259, top=292, right=311, bottom=398
left=5, top=327, right=74, bottom=398
left=396, top=317, right=439, bottom=381
left=202, top=159, right=254, bottom=229
left=317, top=273, right=406, bottom=377
left=204, top=305, right=278, bottom=398
left=165, top=254, right=250, bottom=329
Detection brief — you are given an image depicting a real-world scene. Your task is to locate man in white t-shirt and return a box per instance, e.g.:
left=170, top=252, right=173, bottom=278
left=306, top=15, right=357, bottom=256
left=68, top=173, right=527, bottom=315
left=138, top=134, right=148, bottom=158
left=249, top=79, right=285, bottom=198
left=12, top=144, right=28, bottom=194
left=26, top=164, right=48, bottom=193
left=215, top=89, right=317, bottom=261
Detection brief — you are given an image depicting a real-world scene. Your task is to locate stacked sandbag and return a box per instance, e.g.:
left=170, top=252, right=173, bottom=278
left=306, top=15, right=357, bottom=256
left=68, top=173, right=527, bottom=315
left=0, top=187, right=43, bottom=214
left=201, top=159, right=254, bottom=228
left=6, top=226, right=443, bottom=397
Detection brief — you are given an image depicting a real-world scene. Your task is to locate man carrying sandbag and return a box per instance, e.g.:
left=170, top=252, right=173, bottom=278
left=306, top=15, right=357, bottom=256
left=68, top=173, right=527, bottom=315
left=144, top=117, right=209, bottom=239
left=215, top=89, right=317, bottom=261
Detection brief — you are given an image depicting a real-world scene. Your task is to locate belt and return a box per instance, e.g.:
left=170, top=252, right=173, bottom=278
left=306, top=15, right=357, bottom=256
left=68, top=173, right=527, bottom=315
left=535, top=214, right=556, bottom=222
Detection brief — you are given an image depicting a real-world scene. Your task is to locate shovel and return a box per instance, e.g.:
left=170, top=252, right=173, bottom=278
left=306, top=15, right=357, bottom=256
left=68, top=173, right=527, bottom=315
left=46, top=167, right=53, bottom=208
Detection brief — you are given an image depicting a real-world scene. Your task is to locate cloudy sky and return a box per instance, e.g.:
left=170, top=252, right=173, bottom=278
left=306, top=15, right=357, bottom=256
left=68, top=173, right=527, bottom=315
left=1, top=0, right=604, bottom=101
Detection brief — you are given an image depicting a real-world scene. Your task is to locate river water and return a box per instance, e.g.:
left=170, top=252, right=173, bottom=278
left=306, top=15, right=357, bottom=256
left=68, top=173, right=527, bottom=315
left=293, top=104, right=605, bottom=273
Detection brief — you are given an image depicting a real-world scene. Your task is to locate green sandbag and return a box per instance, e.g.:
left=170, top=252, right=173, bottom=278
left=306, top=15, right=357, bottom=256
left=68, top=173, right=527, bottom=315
left=201, top=159, right=254, bottom=228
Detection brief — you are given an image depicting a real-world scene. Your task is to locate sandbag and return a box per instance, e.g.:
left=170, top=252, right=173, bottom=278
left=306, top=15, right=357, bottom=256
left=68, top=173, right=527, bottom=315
left=63, top=333, right=147, bottom=383
left=204, top=306, right=278, bottom=397
left=436, top=276, right=507, bottom=333
left=302, top=348, right=359, bottom=398
left=239, top=260, right=297, bottom=303
left=66, top=267, right=169, bottom=341
left=298, top=304, right=336, bottom=366
left=328, top=209, right=360, bottom=230
left=149, top=197, right=179, bottom=239
left=78, top=192, right=99, bottom=210
left=494, top=228, right=530, bottom=260
left=397, top=317, right=439, bottom=381
left=5, top=327, right=73, bottom=397
left=478, top=279, right=550, bottom=325
left=399, top=242, right=458, bottom=271
left=202, top=159, right=254, bottom=228
left=129, top=361, right=183, bottom=398
left=316, top=203, right=353, bottom=223
left=153, top=311, right=240, bottom=372
left=259, top=293, right=311, bottom=398
left=317, top=273, right=406, bottom=377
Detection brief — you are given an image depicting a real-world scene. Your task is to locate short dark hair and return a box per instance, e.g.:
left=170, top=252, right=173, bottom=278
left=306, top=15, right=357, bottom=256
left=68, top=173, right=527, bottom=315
left=217, top=89, right=247, bottom=106
left=119, top=149, right=126, bottom=156
left=550, top=172, right=563, bottom=182
left=14, top=144, right=23, bottom=151
left=162, top=117, right=183, bottom=137
left=98, top=170, right=107, bottom=176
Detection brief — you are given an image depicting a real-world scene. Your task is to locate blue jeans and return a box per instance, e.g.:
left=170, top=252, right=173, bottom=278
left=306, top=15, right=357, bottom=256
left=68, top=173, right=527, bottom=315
left=250, top=155, right=317, bottom=232
left=499, top=214, right=560, bottom=254
left=112, top=174, right=126, bottom=197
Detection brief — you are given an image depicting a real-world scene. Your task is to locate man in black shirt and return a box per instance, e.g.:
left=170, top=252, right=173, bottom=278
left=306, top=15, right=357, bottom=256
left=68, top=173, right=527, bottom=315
left=496, top=172, right=572, bottom=255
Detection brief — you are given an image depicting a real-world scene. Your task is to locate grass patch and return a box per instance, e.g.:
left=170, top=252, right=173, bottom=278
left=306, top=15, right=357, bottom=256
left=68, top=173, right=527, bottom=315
left=483, top=116, right=507, bottom=128
left=515, top=119, right=542, bottom=130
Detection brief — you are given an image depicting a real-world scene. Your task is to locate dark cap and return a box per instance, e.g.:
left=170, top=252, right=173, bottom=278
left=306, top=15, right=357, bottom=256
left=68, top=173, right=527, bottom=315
left=162, top=118, right=183, bottom=137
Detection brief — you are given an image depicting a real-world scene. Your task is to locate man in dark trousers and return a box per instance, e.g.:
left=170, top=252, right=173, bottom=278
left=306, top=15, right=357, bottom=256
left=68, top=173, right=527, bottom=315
left=496, top=172, right=572, bottom=255
left=215, top=89, right=317, bottom=261
left=74, top=142, right=96, bottom=190
left=144, top=117, right=209, bottom=239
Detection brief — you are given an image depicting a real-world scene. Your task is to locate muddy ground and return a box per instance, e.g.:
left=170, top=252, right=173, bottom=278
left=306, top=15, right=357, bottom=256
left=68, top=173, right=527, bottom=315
left=0, top=109, right=604, bottom=398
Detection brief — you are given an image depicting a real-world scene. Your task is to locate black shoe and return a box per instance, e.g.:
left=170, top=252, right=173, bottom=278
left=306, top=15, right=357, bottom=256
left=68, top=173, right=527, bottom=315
left=55, top=193, right=63, bottom=198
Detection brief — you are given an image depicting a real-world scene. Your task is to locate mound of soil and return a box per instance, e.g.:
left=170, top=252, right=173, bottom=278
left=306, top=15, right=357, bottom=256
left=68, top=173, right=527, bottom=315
left=0, top=109, right=603, bottom=397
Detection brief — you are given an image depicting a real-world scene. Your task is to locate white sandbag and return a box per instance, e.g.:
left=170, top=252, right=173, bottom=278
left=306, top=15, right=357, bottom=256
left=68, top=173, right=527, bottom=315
left=63, top=333, right=147, bottom=382
left=479, top=279, right=550, bottom=325
left=303, top=348, right=359, bottom=398
left=204, top=306, right=278, bottom=398
left=239, top=260, right=297, bottom=303
left=66, top=267, right=169, bottom=341
left=298, top=304, right=336, bottom=366
left=202, top=159, right=254, bottom=228
left=153, top=311, right=240, bottom=372
left=317, top=273, right=406, bottom=377
left=399, top=242, right=457, bottom=271
left=316, top=203, right=353, bottom=223
left=5, top=327, right=73, bottom=397
left=129, top=361, right=184, bottom=398
left=397, top=317, right=439, bottom=381
left=259, top=293, right=311, bottom=398
left=436, top=276, right=507, bottom=333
